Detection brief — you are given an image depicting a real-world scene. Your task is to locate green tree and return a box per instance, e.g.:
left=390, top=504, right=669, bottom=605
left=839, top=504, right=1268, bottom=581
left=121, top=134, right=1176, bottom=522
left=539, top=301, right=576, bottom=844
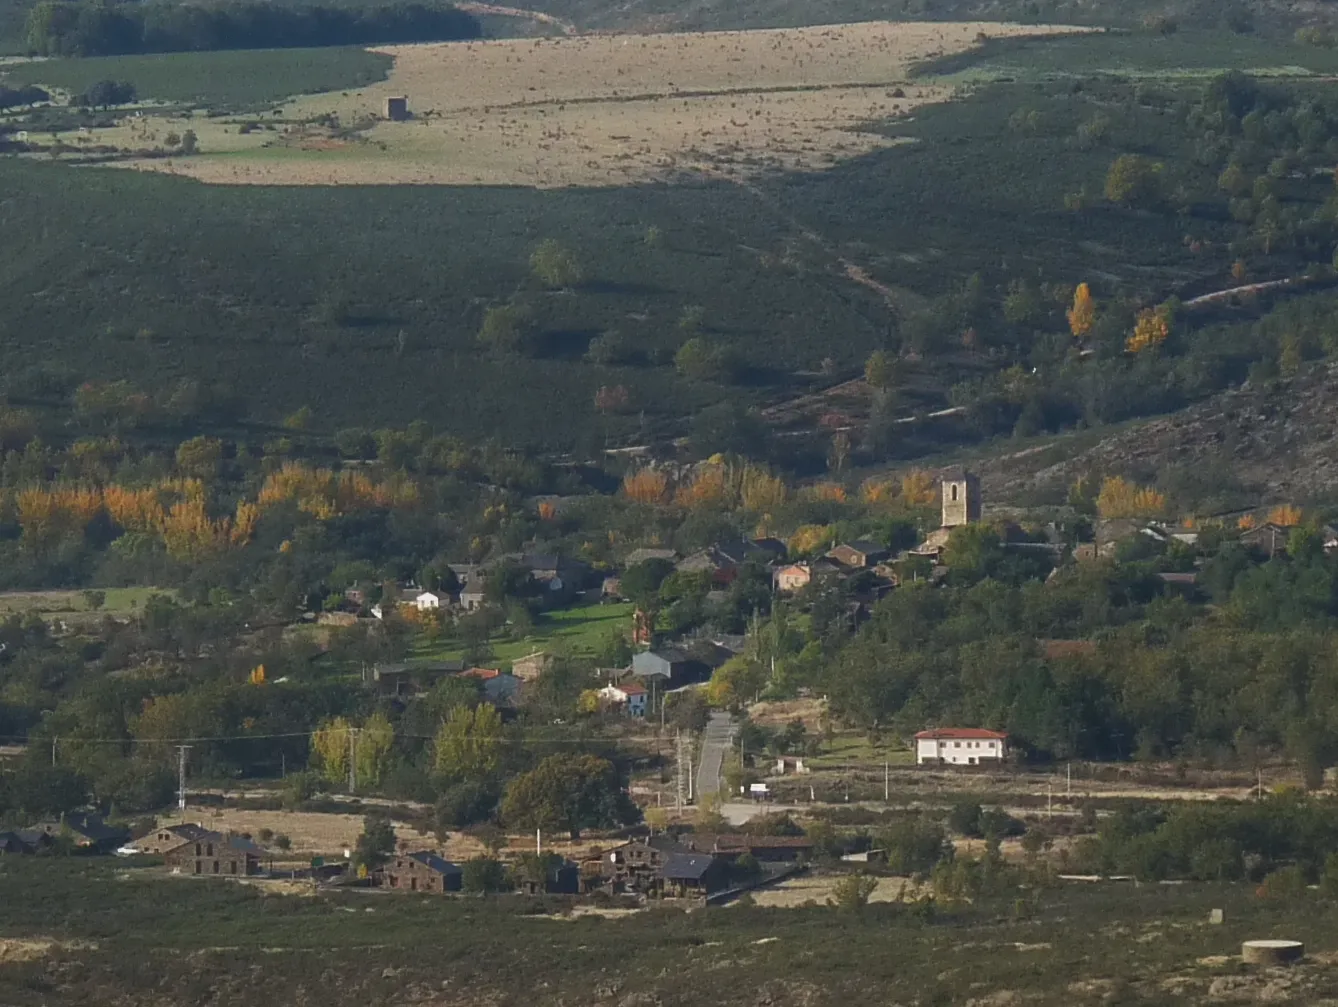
left=477, top=303, right=534, bottom=356
left=432, top=703, right=503, bottom=781
left=675, top=337, right=735, bottom=382
left=461, top=856, right=509, bottom=893
left=864, top=349, right=897, bottom=391
left=830, top=872, right=878, bottom=911
left=501, top=753, right=639, bottom=838
left=1105, top=154, right=1163, bottom=207
left=530, top=238, right=584, bottom=289
left=353, top=813, right=396, bottom=869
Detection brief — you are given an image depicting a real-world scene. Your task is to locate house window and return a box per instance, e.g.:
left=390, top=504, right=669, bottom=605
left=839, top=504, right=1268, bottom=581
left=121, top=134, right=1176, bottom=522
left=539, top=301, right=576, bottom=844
left=954, top=741, right=961, bottom=748
left=951, top=484, right=959, bottom=502
left=206, top=843, right=214, bottom=857
left=195, top=843, right=202, bottom=856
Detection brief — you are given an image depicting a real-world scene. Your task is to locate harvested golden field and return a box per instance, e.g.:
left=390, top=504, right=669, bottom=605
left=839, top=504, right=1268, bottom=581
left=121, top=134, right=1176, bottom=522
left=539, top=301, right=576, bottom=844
left=747, top=874, right=923, bottom=907
left=114, top=20, right=1084, bottom=187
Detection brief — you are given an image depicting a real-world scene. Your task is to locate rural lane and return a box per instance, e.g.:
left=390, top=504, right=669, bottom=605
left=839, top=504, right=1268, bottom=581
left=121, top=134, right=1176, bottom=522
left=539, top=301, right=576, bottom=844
left=696, top=712, right=736, bottom=803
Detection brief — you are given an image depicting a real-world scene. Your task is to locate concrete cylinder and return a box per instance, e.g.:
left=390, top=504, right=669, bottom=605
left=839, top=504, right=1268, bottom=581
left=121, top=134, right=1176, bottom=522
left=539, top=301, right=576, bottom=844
left=1242, top=940, right=1304, bottom=966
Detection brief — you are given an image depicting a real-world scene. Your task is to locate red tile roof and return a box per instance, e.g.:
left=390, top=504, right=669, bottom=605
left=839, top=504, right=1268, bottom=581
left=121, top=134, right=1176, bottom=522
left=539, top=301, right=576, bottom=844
left=914, top=728, right=1008, bottom=741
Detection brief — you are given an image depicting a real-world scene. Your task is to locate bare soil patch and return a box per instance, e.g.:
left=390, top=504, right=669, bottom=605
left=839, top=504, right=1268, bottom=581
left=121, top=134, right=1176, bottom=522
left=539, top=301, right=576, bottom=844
left=111, top=21, right=1084, bottom=187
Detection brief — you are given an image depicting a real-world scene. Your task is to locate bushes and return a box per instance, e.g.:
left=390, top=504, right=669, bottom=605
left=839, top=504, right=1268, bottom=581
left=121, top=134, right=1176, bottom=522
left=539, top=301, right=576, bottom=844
left=24, top=0, right=481, bottom=57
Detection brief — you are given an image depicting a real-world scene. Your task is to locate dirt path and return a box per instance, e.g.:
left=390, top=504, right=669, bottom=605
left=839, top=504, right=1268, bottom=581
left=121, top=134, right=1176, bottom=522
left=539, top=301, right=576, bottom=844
left=455, top=2, right=578, bottom=34
left=1182, top=277, right=1296, bottom=308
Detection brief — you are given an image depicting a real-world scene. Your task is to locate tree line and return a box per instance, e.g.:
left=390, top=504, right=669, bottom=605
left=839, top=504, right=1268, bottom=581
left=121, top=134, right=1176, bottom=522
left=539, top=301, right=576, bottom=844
left=23, top=0, right=481, bottom=57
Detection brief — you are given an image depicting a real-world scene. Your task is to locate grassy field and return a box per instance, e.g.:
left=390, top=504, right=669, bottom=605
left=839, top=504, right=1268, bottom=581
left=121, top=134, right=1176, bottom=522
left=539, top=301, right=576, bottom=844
left=4, top=858, right=1338, bottom=1004
left=13, top=23, right=1081, bottom=187
left=0, top=587, right=173, bottom=623
left=412, top=600, right=633, bottom=663
left=0, top=48, right=393, bottom=108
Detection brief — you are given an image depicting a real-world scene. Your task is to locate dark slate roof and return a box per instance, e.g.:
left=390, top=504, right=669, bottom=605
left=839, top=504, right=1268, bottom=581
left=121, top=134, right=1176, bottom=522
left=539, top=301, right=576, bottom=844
left=659, top=852, right=719, bottom=881
left=167, top=830, right=265, bottom=855
left=0, top=831, right=26, bottom=851
left=167, top=823, right=213, bottom=842
left=646, top=833, right=691, bottom=854
left=846, top=539, right=888, bottom=555
left=62, top=812, right=128, bottom=844
left=409, top=851, right=462, bottom=875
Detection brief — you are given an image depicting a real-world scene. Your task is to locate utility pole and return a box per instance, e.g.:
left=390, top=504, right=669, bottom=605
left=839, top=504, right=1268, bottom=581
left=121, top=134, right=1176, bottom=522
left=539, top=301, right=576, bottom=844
left=884, top=761, right=889, bottom=802
left=51, top=736, right=57, bottom=767
left=348, top=727, right=360, bottom=794
left=175, top=745, right=192, bottom=813
left=536, top=828, right=542, bottom=856
left=1047, top=777, right=1053, bottom=818
left=675, top=730, right=684, bottom=814
left=1066, top=762, right=1071, bottom=798
left=686, top=734, right=694, bottom=804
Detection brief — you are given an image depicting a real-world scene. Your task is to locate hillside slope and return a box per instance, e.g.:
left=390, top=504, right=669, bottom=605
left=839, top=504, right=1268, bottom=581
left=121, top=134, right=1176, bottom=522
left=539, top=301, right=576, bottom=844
left=975, top=363, right=1338, bottom=510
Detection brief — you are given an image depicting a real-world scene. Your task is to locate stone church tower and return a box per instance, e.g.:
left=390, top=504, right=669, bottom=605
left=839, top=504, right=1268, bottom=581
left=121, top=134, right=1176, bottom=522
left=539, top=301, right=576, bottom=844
left=941, top=469, right=981, bottom=528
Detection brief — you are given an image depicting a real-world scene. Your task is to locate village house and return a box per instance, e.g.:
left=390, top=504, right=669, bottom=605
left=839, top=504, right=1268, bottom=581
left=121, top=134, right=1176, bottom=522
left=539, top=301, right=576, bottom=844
left=678, top=833, right=814, bottom=863
left=598, top=680, right=648, bottom=717
left=631, top=647, right=714, bottom=689
left=511, top=651, right=552, bottom=682
left=773, top=562, right=812, bottom=592
left=0, top=830, right=52, bottom=854
left=163, top=831, right=266, bottom=877
left=31, top=812, right=129, bottom=853
left=914, top=728, right=1009, bottom=766
left=826, top=540, right=890, bottom=570
left=414, top=590, right=443, bottom=612
left=659, top=852, right=729, bottom=898
left=516, top=858, right=581, bottom=895
left=594, top=839, right=729, bottom=898
left=120, top=822, right=212, bottom=856
left=380, top=851, right=463, bottom=893
left=369, top=660, right=465, bottom=697
left=459, top=584, right=488, bottom=611
left=1240, top=522, right=1292, bottom=559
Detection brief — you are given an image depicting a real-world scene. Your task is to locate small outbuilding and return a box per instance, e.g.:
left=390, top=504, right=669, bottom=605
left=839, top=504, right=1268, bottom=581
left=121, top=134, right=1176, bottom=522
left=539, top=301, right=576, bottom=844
left=384, top=95, right=409, bottom=121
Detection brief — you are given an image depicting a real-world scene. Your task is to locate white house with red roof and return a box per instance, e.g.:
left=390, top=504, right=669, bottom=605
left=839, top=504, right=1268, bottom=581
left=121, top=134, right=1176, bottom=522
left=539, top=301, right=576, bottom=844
left=598, top=680, right=648, bottom=717
left=914, top=728, right=1008, bottom=766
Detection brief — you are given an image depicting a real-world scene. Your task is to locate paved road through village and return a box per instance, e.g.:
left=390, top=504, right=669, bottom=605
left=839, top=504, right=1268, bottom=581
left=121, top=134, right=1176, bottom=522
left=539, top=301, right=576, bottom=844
left=695, top=712, right=736, bottom=803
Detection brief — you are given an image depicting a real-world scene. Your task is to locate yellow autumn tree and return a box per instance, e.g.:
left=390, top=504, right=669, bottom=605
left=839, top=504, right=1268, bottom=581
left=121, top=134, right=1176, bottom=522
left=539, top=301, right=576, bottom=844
left=355, top=712, right=395, bottom=788
left=621, top=467, right=668, bottom=505
left=801, top=482, right=847, bottom=503
left=311, top=717, right=353, bottom=785
left=861, top=478, right=898, bottom=505
left=1067, top=282, right=1096, bottom=339
left=432, top=704, right=503, bottom=780
left=738, top=463, right=788, bottom=513
left=1126, top=307, right=1170, bottom=353
left=1267, top=504, right=1303, bottom=527
left=1096, top=476, right=1167, bottom=519
left=788, top=524, right=833, bottom=557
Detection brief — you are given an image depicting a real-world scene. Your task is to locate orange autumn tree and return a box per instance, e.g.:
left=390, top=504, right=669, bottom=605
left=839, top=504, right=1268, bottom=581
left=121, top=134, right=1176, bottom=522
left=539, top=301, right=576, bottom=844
left=621, top=467, right=668, bottom=505
left=801, top=482, right=847, bottom=503
left=675, top=463, right=731, bottom=510
left=861, top=478, right=898, bottom=505
left=1067, top=282, right=1096, bottom=339
left=1267, top=504, right=1303, bottom=527
left=1238, top=513, right=1258, bottom=531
